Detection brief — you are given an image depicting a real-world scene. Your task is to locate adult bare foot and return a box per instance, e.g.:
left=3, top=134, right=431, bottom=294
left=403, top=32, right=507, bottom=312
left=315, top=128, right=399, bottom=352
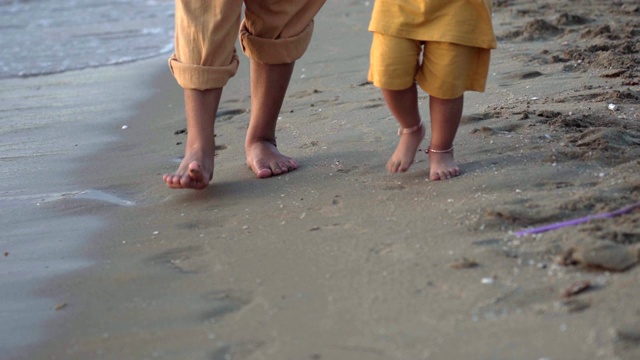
left=387, top=122, right=425, bottom=173
left=427, top=147, right=460, bottom=181
left=163, top=88, right=220, bottom=190
left=246, top=140, right=298, bottom=178
left=163, top=148, right=214, bottom=190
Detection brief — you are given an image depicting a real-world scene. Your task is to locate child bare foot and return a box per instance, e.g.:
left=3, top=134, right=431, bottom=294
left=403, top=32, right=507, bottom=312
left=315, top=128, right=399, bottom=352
left=163, top=149, right=214, bottom=190
left=427, top=147, right=460, bottom=180
left=387, top=121, right=425, bottom=173
left=246, top=140, right=299, bottom=178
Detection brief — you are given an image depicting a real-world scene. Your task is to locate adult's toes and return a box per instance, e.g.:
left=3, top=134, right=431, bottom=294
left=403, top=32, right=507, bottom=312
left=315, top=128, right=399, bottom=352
left=284, top=161, right=296, bottom=171
left=164, top=174, right=178, bottom=186
left=269, top=163, right=282, bottom=175
left=187, top=162, right=204, bottom=181
left=180, top=176, right=193, bottom=187
left=257, top=169, right=272, bottom=178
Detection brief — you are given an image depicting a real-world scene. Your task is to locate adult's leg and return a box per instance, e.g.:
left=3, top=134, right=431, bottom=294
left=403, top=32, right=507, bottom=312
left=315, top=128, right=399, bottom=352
left=163, top=88, right=222, bottom=189
left=427, top=95, right=463, bottom=180
left=245, top=61, right=298, bottom=178
left=241, top=0, right=325, bottom=178
left=164, top=0, right=242, bottom=189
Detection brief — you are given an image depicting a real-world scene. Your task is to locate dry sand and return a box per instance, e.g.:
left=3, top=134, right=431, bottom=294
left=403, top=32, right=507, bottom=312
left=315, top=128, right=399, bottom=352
left=4, top=0, right=640, bottom=359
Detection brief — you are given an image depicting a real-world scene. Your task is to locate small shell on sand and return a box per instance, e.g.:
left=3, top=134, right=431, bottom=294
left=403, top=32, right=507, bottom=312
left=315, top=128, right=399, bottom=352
left=481, top=277, right=495, bottom=284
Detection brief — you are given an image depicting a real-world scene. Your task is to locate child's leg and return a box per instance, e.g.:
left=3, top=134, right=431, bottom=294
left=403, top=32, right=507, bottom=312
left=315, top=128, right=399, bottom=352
left=428, top=95, right=462, bottom=181
left=368, top=32, right=423, bottom=173
left=163, top=88, right=222, bottom=189
left=245, top=60, right=299, bottom=178
left=382, top=84, right=425, bottom=173
left=417, top=41, right=490, bottom=181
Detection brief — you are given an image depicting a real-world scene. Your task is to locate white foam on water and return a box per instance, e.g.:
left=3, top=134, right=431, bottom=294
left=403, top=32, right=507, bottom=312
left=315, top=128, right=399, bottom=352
left=0, top=0, right=175, bottom=79
left=0, top=190, right=136, bottom=207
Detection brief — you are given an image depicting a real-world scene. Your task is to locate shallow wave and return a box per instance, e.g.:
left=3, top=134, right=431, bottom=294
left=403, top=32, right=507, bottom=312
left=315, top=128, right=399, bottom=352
left=0, top=0, right=175, bottom=79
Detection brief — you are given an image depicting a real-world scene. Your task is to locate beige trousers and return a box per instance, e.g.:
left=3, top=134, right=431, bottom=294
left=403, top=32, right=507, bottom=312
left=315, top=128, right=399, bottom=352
left=169, top=0, right=325, bottom=90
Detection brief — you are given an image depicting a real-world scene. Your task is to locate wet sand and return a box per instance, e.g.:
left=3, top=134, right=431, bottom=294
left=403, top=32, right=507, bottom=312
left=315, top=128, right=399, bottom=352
left=0, top=55, right=167, bottom=356
left=4, top=1, right=640, bottom=359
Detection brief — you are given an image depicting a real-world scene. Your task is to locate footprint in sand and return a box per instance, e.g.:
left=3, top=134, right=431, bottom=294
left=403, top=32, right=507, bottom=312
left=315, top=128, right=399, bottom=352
left=216, top=108, right=248, bottom=123
left=211, top=341, right=264, bottom=360
left=319, top=195, right=344, bottom=217
left=359, top=103, right=384, bottom=110
left=172, top=108, right=246, bottom=146
left=570, top=128, right=640, bottom=149
left=500, top=18, right=563, bottom=41
left=460, top=112, right=500, bottom=124
left=532, top=180, right=575, bottom=190
left=300, top=140, right=319, bottom=149
left=146, top=245, right=202, bottom=274
left=171, top=143, right=228, bottom=160
left=472, top=283, right=590, bottom=320
left=554, top=12, right=590, bottom=26
left=288, top=88, right=323, bottom=99
left=199, top=289, right=252, bottom=324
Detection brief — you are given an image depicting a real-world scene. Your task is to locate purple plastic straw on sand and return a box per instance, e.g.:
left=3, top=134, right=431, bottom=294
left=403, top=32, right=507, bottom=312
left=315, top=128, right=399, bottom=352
left=514, top=201, right=640, bottom=237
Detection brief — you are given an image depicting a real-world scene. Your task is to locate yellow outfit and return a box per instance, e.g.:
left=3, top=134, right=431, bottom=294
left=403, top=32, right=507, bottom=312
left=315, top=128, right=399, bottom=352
left=169, top=0, right=326, bottom=90
left=368, top=0, right=497, bottom=99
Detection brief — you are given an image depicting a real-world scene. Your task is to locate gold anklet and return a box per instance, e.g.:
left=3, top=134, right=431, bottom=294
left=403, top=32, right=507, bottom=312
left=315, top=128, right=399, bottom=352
left=425, top=146, right=453, bottom=154
left=397, top=121, right=423, bottom=136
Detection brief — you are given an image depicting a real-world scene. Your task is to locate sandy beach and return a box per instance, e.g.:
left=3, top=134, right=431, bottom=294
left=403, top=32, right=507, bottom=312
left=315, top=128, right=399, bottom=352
left=2, top=0, right=639, bottom=359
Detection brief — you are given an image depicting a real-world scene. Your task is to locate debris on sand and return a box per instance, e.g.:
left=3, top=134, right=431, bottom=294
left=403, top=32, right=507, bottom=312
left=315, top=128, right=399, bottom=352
left=449, top=257, right=479, bottom=269
left=558, top=298, right=592, bottom=313
left=561, top=280, right=592, bottom=298
left=556, top=241, right=639, bottom=272
left=514, top=202, right=640, bottom=237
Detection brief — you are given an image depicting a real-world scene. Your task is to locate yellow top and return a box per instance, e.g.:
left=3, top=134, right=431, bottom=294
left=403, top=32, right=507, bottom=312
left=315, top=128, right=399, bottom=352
left=369, top=0, right=497, bottom=49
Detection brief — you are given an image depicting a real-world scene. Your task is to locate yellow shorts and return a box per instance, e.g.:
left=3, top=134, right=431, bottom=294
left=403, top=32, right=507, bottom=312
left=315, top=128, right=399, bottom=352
left=169, top=0, right=325, bottom=90
left=368, top=32, right=491, bottom=99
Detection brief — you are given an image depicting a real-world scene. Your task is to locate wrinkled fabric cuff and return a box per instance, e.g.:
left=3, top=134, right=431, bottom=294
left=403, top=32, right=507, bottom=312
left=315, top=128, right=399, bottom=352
left=240, top=21, right=314, bottom=64
left=168, top=53, right=239, bottom=90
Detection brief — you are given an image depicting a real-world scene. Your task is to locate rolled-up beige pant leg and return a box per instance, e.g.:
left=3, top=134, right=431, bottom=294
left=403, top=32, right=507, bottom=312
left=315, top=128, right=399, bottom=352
left=240, top=0, right=326, bottom=64
left=169, top=0, right=243, bottom=90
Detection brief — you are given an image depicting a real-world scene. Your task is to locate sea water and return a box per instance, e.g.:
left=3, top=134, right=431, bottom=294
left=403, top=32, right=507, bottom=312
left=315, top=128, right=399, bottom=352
left=0, top=0, right=175, bottom=79
left=0, top=0, right=176, bottom=171
left=0, top=0, right=176, bottom=158
left=0, top=0, right=175, bottom=356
